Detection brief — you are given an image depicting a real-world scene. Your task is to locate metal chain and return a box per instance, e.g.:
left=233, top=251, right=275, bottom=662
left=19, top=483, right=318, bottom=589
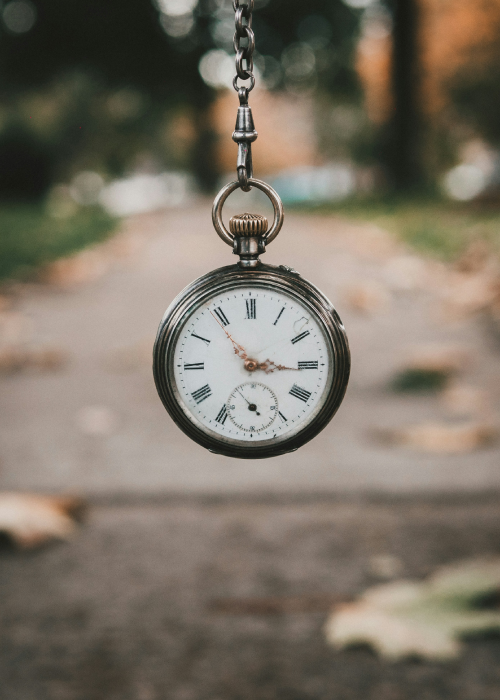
left=232, top=0, right=255, bottom=100
left=231, top=0, right=257, bottom=191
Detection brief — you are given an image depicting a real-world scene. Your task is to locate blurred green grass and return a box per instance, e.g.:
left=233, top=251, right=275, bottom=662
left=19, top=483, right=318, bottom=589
left=302, top=197, right=500, bottom=260
left=0, top=205, right=116, bottom=282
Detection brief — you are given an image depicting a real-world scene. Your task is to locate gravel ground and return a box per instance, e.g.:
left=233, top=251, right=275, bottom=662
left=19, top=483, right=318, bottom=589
left=2, top=203, right=500, bottom=495
left=1, top=495, right=500, bottom=700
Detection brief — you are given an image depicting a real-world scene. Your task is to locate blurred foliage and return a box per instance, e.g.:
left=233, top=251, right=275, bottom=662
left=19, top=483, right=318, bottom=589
left=0, top=204, right=116, bottom=281
left=0, top=0, right=363, bottom=197
left=302, top=197, right=500, bottom=260
left=452, top=55, right=500, bottom=149
left=391, top=368, right=449, bottom=394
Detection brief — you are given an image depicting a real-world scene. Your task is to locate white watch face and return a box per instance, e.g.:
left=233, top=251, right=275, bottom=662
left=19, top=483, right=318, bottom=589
left=171, top=285, right=332, bottom=445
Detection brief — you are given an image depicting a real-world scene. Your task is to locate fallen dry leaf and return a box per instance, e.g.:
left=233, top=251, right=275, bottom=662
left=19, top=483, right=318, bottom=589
left=0, top=493, right=86, bottom=549
left=108, top=338, right=153, bottom=372
left=325, top=558, right=500, bottom=661
left=439, top=270, right=499, bottom=321
left=374, top=421, right=497, bottom=453
left=40, top=248, right=110, bottom=288
left=369, top=554, right=404, bottom=580
left=0, top=346, right=68, bottom=373
left=0, top=310, right=32, bottom=346
left=210, top=593, right=350, bottom=615
left=337, top=223, right=398, bottom=260
left=343, top=280, right=390, bottom=314
left=390, top=345, right=472, bottom=394
left=440, top=383, right=491, bottom=418
left=455, top=240, right=492, bottom=275
left=0, top=294, right=13, bottom=312
left=76, top=405, right=119, bottom=436
left=384, top=255, right=429, bottom=292
left=401, top=344, right=471, bottom=375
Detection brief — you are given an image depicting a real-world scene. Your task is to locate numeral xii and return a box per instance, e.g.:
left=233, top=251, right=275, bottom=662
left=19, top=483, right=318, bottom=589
left=245, top=298, right=256, bottom=319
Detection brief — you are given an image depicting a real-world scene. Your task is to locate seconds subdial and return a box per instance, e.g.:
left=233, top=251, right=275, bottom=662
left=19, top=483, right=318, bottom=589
left=227, top=382, right=278, bottom=433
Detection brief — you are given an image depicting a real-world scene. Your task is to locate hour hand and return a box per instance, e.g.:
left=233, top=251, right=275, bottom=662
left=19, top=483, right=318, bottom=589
left=257, top=359, right=299, bottom=374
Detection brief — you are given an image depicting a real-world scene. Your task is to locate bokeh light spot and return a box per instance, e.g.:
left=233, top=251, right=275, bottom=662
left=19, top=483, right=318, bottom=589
left=3, top=0, right=36, bottom=34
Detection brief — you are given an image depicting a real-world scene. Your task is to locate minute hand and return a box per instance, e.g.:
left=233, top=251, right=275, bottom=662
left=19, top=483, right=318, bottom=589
left=210, top=311, right=247, bottom=360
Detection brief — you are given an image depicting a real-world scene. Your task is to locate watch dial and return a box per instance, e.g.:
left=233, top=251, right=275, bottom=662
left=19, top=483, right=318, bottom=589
left=171, top=285, right=332, bottom=444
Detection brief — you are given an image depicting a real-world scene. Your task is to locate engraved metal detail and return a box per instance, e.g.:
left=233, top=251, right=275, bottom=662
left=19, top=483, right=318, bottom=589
left=153, top=263, right=350, bottom=460
left=230, top=213, right=268, bottom=237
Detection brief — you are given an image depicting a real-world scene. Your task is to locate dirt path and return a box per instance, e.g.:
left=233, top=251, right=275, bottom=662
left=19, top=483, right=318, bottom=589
left=1, top=495, right=500, bottom=700
left=1, top=200, right=500, bottom=495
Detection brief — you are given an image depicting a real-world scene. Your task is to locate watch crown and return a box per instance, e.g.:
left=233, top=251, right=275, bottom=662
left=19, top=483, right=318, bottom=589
left=229, top=213, right=268, bottom=237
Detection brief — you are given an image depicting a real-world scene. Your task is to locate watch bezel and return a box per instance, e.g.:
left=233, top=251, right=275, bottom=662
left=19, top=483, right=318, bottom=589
left=153, top=263, right=350, bottom=459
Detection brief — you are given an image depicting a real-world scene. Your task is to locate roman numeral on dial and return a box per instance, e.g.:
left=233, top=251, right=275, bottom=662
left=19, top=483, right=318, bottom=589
left=298, top=361, right=318, bottom=369
left=191, top=384, right=212, bottom=404
left=291, top=330, right=310, bottom=344
left=273, top=307, right=285, bottom=326
left=216, top=404, right=228, bottom=424
left=191, top=333, right=211, bottom=345
left=213, top=307, right=229, bottom=326
left=184, top=362, right=204, bottom=370
left=289, top=384, right=311, bottom=402
left=278, top=411, right=287, bottom=422
left=245, top=298, right=256, bottom=319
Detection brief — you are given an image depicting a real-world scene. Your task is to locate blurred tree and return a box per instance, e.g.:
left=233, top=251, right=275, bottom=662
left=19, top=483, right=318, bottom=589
left=384, top=0, right=424, bottom=191
left=0, top=0, right=362, bottom=197
left=450, top=18, right=500, bottom=149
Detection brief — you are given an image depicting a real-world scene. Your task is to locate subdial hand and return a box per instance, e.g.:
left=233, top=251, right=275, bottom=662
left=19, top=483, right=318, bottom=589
left=210, top=311, right=247, bottom=360
left=236, top=388, right=260, bottom=415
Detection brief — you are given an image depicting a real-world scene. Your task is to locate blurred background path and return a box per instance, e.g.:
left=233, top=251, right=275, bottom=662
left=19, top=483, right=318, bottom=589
left=2, top=201, right=499, bottom=497
left=3, top=2, right=500, bottom=698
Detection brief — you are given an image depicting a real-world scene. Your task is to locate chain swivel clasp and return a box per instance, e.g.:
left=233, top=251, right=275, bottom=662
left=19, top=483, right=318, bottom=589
left=232, top=92, right=257, bottom=192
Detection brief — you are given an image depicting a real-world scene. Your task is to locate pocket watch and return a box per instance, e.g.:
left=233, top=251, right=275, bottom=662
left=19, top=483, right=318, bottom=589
left=153, top=1, right=350, bottom=459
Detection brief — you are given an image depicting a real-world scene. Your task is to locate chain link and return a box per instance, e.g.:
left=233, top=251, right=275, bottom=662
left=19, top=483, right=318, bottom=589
left=232, top=0, right=255, bottom=97
left=231, top=1, right=257, bottom=191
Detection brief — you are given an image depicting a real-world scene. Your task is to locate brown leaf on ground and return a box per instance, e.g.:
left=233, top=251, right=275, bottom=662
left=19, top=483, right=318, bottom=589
left=343, top=280, right=390, bottom=314
left=439, top=269, right=499, bottom=321
left=374, top=421, right=498, bottom=453
left=369, top=554, right=404, bottom=580
left=0, top=493, right=87, bottom=549
left=0, top=310, right=32, bottom=345
left=402, top=344, right=471, bottom=374
left=40, top=248, right=110, bottom=288
left=0, top=294, right=12, bottom=312
left=105, top=230, right=145, bottom=260
left=325, top=558, right=500, bottom=661
left=390, top=345, right=472, bottom=393
left=209, top=593, right=350, bottom=615
left=455, top=240, right=492, bottom=274
left=108, top=338, right=153, bottom=372
left=440, top=383, right=491, bottom=418
left=484, top=296, right=500, bottom=344
left=383, top=255, right=429, bottom=291
left=338, top=223, right=398, bottom=260
left=0, top=346, right=68, bottom=373
left=76, top=405, right=119, bottom=436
